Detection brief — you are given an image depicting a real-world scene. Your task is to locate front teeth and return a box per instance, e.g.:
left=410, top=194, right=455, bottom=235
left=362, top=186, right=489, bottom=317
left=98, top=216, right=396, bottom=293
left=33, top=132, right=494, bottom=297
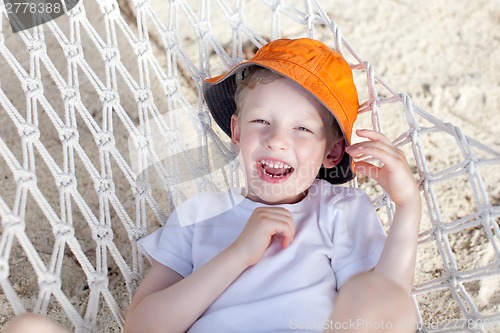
left=260, top=160, right=292, bottom=170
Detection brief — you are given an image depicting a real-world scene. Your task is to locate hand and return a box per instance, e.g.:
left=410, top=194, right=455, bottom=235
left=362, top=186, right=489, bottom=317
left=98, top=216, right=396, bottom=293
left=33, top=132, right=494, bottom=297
left=346, top=129, right=419, bottom=207
left=230, top=207, right=295, bottom=267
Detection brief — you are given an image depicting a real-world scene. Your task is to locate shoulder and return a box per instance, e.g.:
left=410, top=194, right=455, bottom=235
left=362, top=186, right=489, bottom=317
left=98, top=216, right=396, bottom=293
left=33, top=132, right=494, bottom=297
left=309, top=180, right=377, bottom=232
left=172, top=188, right=246, bottom=227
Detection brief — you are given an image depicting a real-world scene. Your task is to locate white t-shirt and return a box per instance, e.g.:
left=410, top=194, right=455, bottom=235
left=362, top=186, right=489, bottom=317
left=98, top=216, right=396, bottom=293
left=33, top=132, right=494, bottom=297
left=138, top=179, right=387, bottom=332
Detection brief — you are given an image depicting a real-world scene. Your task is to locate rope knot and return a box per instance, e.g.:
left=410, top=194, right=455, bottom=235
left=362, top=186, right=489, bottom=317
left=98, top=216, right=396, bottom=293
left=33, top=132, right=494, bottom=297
left=100, top=89, right=119, bottom=105
left=27, top=39, right=45, bottom=56
left=65, top=2, right=84, bottom=19
left=39, top=272, right=62, bottom=290
left=131, top=227, right=147, bottom=242
left=163, top=129, right=178, bottom=145
left=54, top=223, right=75, bottom=241
left=163, top=78, right=178, bottom=96
left=56, top=172, right=77, bottom=192
left=134, top=134, right=150, bottom=151
left=164, top=30, right=178, bottom=51
left=95, top=176, right=115, bottom=195
left=132, top=0, right=147, bottom=10
left=270, top=0, right=282, bottom=12
left=88, top=273, right=109, bottom=289
left=64, top=43, right=84, bottom=62
left=229, top=11, right=242, bottom=30
left=164, top=174, right=181, bottom=187
left=135, top=40, right=150, bottom=57
left=129, top=273, right=142, bottom=292
left=15, top=168, right=37, bottom=188
left=19, top=123, right=40, bottom=142
left=135, top=89, right=151, bottom=103
left=101, top=2, right=119, bottom=20
left=194, top=165, right=210, bottom=178
left=103, top=46, right=120, bottom=63
left=447, top=273, right=459, bottom=289
left=465, top=157, right=478, bottom=175
left=22, top=77, right=43, bottom=96
left=81, top=320, right=95, bottom=333
left=195, top=174, right=212, bottom=189
left=197, top=111, right=212, bottom=131
left=59, top=126, right=79, bottom=144
left=0, top=258, right=9, bottom=280
left=194, top=20, right=211, bottom=40
left=3, top=214, right=24, bottom=233
left=92, top=223, right=113, bottom=242
left=95, top=131, right=115, bottom=150
left=132, top=183, right=149, bottom=198
left=62, top=86, right=79, bottom=106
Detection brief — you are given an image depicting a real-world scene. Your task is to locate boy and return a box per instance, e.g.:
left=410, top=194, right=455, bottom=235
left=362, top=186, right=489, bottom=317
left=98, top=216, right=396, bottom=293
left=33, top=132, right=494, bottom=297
left=125, top=38, right=421, bottom=332
left=6, top=38, right=420, bottom=333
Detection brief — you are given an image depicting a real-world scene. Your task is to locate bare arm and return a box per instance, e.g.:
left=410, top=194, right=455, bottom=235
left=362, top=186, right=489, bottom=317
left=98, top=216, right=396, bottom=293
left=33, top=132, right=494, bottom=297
left=125, top=245, right=248, bottom=333
left=346, top=129, right=421, bottom=293
left=375, top=192, right=421, bottom=292
left=124, top=207, right=295, bottom=333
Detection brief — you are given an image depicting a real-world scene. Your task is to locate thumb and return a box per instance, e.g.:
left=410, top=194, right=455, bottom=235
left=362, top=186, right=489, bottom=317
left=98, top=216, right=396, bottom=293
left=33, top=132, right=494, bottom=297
left=281, top=234, right=293, bottom=248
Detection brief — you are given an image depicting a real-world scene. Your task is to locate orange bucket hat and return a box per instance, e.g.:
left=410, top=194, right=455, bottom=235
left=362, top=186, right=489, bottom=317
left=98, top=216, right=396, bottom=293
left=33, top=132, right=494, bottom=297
left=203, top=38, right=359, bottom=184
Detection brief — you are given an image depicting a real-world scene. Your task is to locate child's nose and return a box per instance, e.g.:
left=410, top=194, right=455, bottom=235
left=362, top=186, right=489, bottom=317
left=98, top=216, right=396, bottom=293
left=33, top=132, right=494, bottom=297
left=265, top=128, right=289, bottom=150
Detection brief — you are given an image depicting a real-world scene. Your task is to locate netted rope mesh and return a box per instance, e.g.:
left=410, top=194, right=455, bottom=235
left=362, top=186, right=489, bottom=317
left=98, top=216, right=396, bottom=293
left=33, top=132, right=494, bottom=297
left=0, top=0, right=498, bottom=332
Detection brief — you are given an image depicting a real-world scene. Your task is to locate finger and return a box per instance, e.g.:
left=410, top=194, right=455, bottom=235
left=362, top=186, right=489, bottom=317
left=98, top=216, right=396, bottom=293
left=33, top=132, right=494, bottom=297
left=267, top=207, right=293, bottom=218
left=346, top=141, right=402, bottom=159
left=256, top=207, right=292, bottom=219
left=347, top=142, right=404, bottom=167
left=267, top=212, right=295, bottom=248
left=351, top=131, right=398, bottom=162
left=355, top=129, right=393, bottom=145
left=278, top=220, right=295, bottom=248
left=260, top=207, right=295, bottom=232
left=281, top=235, right=293, bottom=248
left=253, top=207, right=295, bottom=247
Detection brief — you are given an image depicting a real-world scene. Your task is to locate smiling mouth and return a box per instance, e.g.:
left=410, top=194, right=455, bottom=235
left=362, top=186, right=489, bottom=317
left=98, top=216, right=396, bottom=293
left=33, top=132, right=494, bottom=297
left=259, top=159, right=294, bottom=178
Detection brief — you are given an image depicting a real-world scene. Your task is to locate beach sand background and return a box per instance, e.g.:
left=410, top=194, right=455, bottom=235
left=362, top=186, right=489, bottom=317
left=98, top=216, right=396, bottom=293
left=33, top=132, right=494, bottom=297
left=0, top=0, right=499, bottom=331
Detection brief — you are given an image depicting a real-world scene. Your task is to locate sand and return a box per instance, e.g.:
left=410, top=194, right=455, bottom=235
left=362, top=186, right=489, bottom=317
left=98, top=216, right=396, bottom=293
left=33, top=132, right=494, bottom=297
left=0, top=0, right=499, bottom=331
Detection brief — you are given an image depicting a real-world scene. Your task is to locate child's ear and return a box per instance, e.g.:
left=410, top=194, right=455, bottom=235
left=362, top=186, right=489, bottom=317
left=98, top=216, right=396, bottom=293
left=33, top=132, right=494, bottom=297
left=230, top=114, right=241, bottom=145
left=323, top=138, right=345, bottom=168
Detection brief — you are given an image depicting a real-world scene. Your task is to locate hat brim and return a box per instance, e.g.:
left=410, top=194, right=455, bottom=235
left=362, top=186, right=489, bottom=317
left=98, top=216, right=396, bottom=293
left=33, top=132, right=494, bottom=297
left=203, top=62, right=355, bottom=184
left=203, top=62, right=255, bottom=136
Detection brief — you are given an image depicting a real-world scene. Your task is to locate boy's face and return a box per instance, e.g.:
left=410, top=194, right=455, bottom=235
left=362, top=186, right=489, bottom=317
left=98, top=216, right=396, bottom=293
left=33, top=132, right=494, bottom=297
left=231, top=77, right=343, bottom=204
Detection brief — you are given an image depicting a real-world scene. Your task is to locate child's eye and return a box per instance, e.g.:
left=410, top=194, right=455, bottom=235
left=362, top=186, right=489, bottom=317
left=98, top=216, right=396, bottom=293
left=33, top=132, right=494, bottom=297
left=251, top=119, right=269, bottom=125
left=297, top=126, right=312, bottom=133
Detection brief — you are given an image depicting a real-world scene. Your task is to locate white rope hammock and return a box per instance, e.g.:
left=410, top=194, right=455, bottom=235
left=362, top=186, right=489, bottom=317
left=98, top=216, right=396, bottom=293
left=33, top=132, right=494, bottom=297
left=0, top=0, right=499, bottom=332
